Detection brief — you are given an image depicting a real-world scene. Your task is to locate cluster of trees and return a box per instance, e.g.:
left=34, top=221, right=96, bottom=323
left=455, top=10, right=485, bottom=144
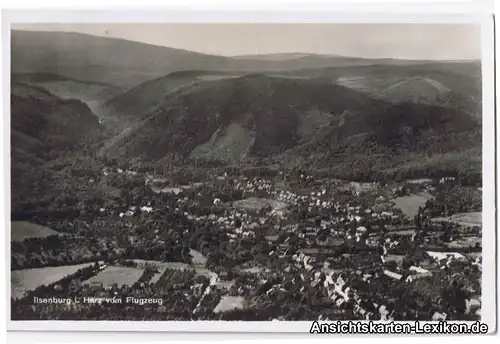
left=122, top=244, right=192, bottom=264
left=11, top=234, right=107, bottom=270
left=424, top=185, right=482, bottom=217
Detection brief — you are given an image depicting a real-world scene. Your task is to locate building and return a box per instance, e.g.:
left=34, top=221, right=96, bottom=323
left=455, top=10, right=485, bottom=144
left=219, top=269, right=233, bottom=281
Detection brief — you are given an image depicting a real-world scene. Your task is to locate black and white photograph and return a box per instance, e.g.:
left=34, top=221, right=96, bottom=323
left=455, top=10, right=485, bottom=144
left=5, top=17, right=494, bottom=329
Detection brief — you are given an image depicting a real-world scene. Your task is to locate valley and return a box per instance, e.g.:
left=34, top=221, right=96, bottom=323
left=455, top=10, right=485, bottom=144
left=10, top=29, right=483, bottom=322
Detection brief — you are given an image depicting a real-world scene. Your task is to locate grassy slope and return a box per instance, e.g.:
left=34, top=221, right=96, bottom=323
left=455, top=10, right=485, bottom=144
left=11, top=221, right=60, bottom=242
left=281, top=62, right=481, bottom=116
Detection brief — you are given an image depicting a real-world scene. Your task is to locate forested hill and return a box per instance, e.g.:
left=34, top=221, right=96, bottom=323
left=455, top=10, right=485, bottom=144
left=11, top=82, right=106, bottom=208
left=100, top=75, right=481, bottom=183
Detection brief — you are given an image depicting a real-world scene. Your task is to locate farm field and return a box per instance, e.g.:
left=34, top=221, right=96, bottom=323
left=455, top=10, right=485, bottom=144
left=213, top=296, right=246, bottom=313
left=392, top=192, right=433, bottom=217
left=432, top=211, right=482, bottom=227
left=11, top=263, right=94, bottom=299
left=11, top=221, right=59, bottom=242
left=83, top=266, right=144, bottom=287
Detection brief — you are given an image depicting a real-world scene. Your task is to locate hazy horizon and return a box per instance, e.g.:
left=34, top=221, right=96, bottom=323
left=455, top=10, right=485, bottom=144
left=12, top=23, right=481, bottom=61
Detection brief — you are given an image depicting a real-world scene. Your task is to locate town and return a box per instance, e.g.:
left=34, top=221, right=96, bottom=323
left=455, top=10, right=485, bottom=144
left=11, top=164, right=482, bottom=321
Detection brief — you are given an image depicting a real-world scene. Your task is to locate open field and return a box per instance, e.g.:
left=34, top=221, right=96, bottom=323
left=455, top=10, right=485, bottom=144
left=213, top=296, right=246, bottom=313
left=233, top=197, right=287, bottom=211
left=11, top=221, right=59, bottom=242
left=11, top=263, right=94, bottom=299
left=83, top=266, right=144, bottom=287
left=432, top=212, right=482, bottom=227
left=392, top=192, right=433, bottom=217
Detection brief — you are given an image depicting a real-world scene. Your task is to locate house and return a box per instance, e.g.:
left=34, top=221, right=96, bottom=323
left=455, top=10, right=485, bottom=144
left=383, top=270, right=402, bottom=280
left=219, top=269, right=231, bottom=281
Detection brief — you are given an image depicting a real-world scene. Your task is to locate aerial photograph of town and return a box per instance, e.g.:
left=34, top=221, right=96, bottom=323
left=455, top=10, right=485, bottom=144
left=10, top=23, right=483, bottom=322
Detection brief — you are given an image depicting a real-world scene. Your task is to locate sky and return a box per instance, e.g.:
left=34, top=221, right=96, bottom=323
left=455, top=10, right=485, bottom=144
left=12, top=23, right=481, bottom=60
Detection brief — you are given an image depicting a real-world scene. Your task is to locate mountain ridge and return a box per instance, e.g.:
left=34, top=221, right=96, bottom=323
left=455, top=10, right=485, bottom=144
left=12, top=30, right=477, bottom=90
left=99, top=75, right=480, bottom=182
